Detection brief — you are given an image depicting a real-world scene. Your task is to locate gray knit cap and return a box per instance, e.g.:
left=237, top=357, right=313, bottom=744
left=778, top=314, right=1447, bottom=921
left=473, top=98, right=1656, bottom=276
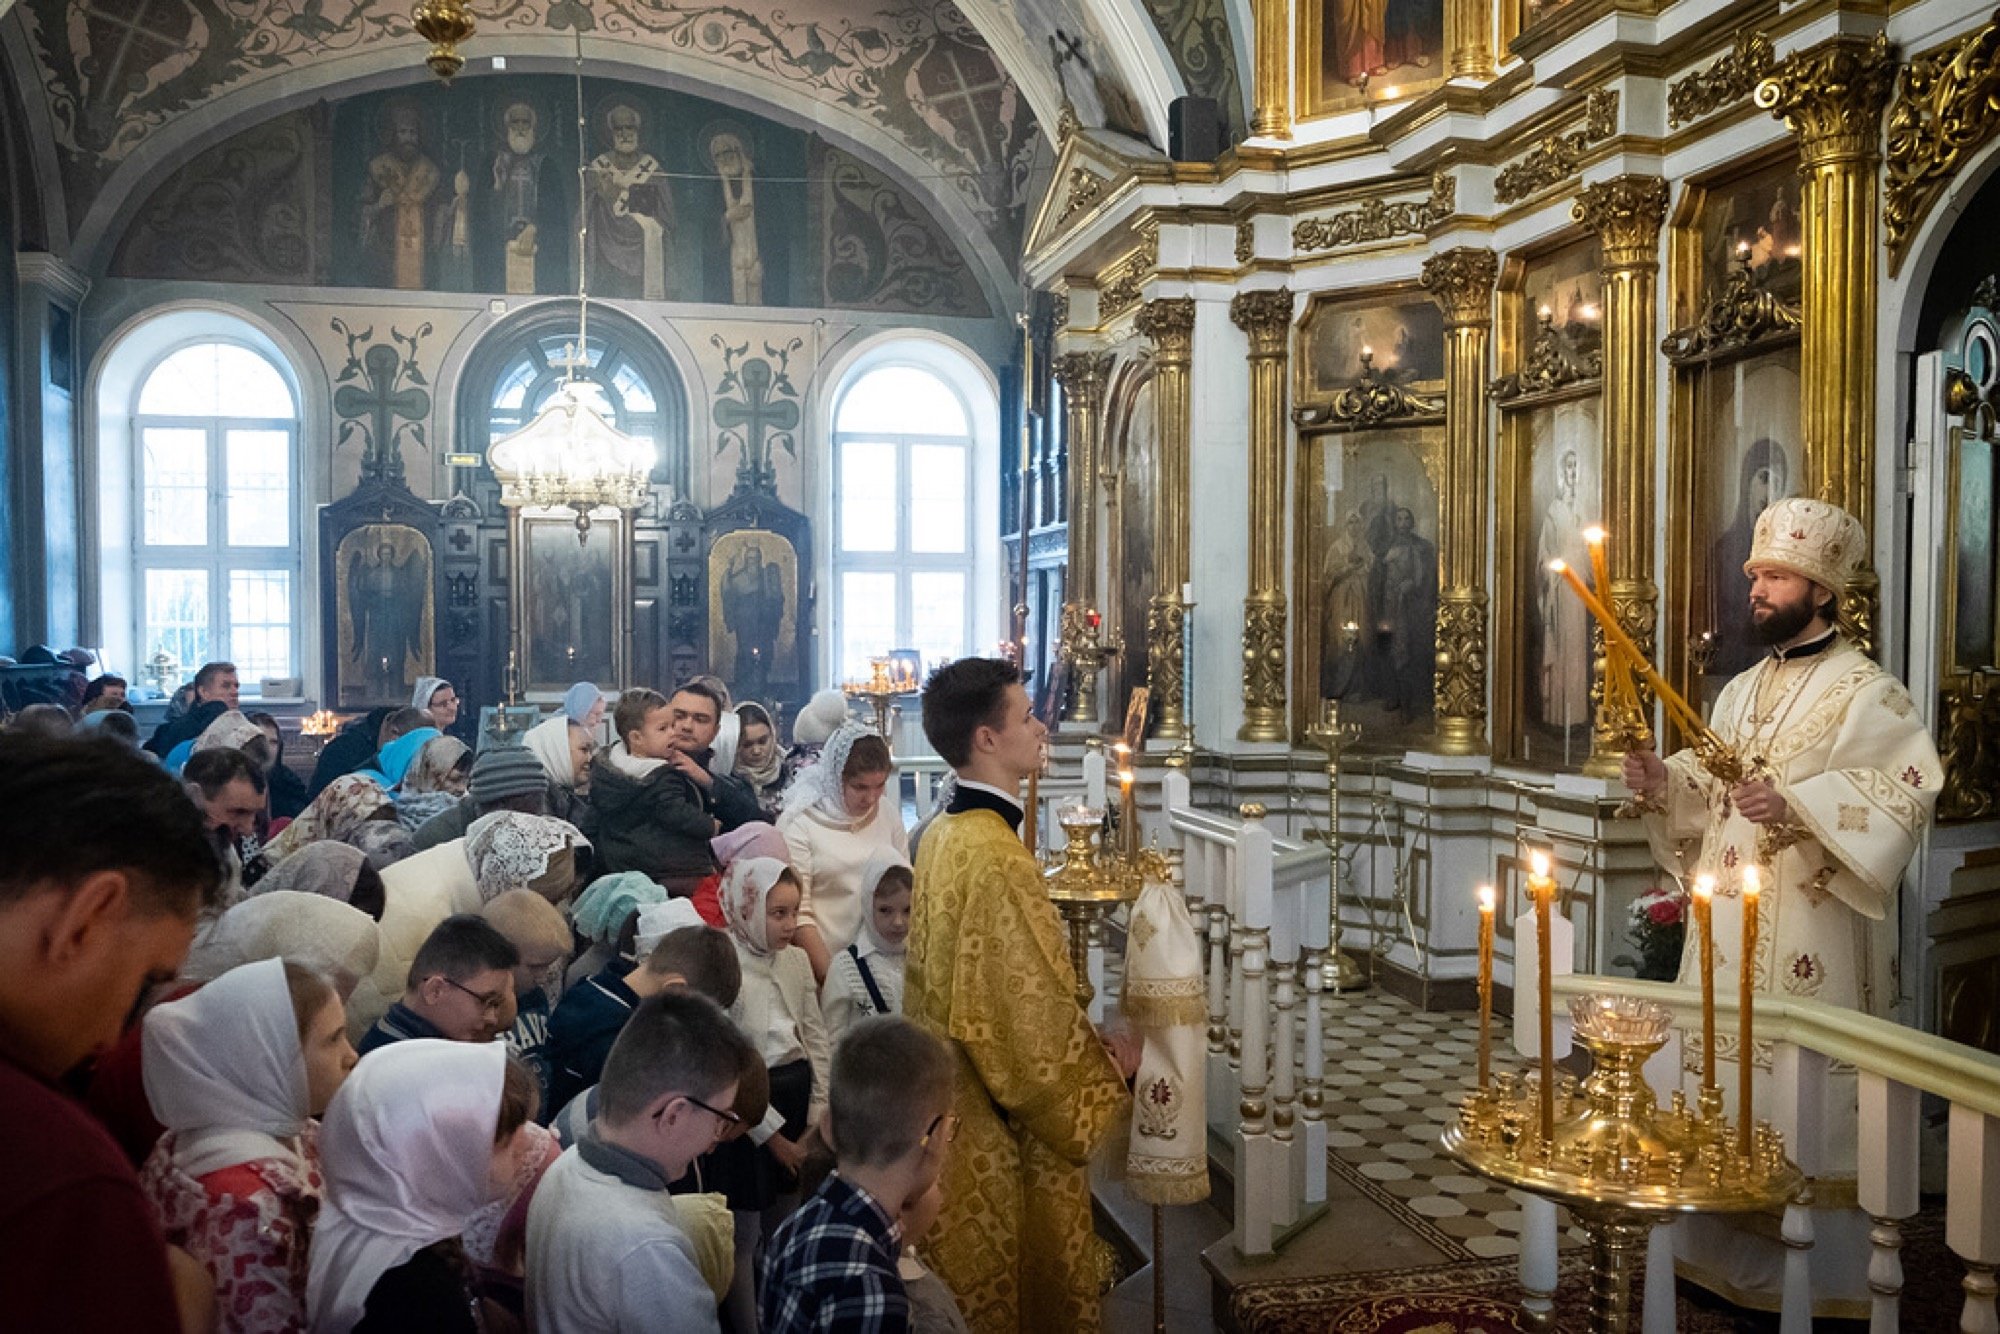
left=469, top=745, right=549, bottom=803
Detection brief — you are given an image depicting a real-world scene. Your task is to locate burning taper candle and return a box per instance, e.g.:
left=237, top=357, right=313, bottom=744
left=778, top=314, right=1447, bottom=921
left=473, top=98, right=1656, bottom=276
left=1693, top=875, right=1717, bottom=1097
left=1739, top=865, right=1761, bottom=1156
left=1529, top=850, right=1557, bottom=1144
left=1476, top=884, right=1496, bottom=1091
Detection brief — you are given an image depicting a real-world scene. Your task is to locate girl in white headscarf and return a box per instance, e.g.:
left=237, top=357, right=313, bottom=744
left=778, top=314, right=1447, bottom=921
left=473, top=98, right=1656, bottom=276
left=307, top=1041, right=537, bottom=1334
left=140, top=958, right=359, bottom=1334
left=731, top=702, right=786, bottom=818
left=777, top=721, right=908, bottom=983
left=818, top=848, right=912, bottom=1041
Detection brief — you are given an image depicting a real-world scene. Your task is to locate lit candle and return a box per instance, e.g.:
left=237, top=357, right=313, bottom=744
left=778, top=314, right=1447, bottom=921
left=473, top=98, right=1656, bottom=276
left=1119, top=769, right=1137, bottom=860
left=1581, top=526, right=1627, bottom=714
left=1548, top=559, right=1706, bottom=737
left=1476, top=884, right=1496, bottom=1090
left=1530, top=849, right=1556, bottom=1145
left=1693, top=875, right=1717, bottom=1096
left=1739, top=865, right=1761, bottom=1156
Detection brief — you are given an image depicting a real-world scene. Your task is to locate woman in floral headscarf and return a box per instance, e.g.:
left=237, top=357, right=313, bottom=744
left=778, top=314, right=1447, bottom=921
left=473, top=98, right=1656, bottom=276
left=776, top=721, right=908, bottom=984
left=261, top=775, right=397, bottom=866
left=395, top=735, right=472, bottom=831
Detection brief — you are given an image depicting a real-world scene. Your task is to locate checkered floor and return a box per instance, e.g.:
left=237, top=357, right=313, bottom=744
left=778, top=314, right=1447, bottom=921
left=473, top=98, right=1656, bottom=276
left=1317, top=989, right=1584, bottom=1261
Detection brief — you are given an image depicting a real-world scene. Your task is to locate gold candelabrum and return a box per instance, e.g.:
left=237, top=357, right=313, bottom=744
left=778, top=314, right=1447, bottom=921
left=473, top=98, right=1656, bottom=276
left=1041, top=804, right=1159, bottom=1011
left=1306, top=697, right=1367, bottom=993
left=843, top=657, right=918, bottom=747
left=1063, top=608, right=1118, bottom=728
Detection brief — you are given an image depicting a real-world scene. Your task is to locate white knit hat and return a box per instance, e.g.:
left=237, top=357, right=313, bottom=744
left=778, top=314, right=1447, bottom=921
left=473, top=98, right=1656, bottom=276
left=792, top=687, right=852, bottom=745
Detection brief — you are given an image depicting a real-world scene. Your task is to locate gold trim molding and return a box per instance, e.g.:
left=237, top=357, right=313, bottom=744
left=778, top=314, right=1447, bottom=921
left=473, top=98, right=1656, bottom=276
left=1293, top=173, right=1456, bottom=252
left=1494, top=89, right=1619, bottom=205
left=1885, top=10, right=2000, bottom=276
left=1660, top=256, right=1802, bottom=363
left=1059, top=166, right=1110, bottom=226
left=1097, top=223, right=1161, bottom=323
left=1294, top=352, right=1447, bottom=431
left=1668, top=31, right=1775, bottom=128
left=1490, top=312, right=1602, bottom=401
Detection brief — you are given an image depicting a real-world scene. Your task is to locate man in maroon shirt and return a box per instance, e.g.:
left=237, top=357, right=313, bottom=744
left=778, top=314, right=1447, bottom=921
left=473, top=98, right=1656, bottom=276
left=0, top=732, right=223, bottom=1332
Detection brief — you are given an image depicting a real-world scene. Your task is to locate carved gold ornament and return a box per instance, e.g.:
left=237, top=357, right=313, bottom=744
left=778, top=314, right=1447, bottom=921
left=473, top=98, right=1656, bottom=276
left=1434, top=592, right=1489, bottom=732
left=1293, top=174, right=1455, bottom=253
left=1491, top=311, right=1602, bottom=401
left=1228, top=288, right=1294, bottom=346
left=1097, top=224, right=1161, bottom=323
left=1420, top=247, right=1500, bottom=325
left=1939, top=671, right=2000, bottom=822
left=1495, top=90, right=1619, bottom=205
left=1059, top=167, right=1110, bottom=226
left=1668, top=31, right=1776, bottom=128
left=1755, top=32, right=1898, bottom=163
left=1661, top=254, right=1803, bottom=362
left=1235, top=220, right=1255, bottom=264
left=1572, top=176, right=1669, bottom=264
left=1295, top=349, right=1446, bottom=430
left=412, top=0, right=476, bottom=82
left=1884, top=10, right=2000, bottom=275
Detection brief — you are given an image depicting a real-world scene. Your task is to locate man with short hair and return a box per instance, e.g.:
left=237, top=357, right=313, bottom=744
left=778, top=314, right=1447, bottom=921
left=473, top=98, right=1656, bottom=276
left=410, top=744, right=550, bottom=850
left=544, top=923, right=742, bottom=1120
left=482, top=888, right=573, bottom=1090
left=193, top=661, right=240, bottom=711
left=357, top=912, right=520, bottom=1054
left=907, top=658, right=1135, bottom=1334
left=144, top=661, right=240, bottom=756
left=528, top=991, right=753, bottom=1334
left=183, top=747, right=269, bottom=907
left=0, top=733, right=224, bottom=1333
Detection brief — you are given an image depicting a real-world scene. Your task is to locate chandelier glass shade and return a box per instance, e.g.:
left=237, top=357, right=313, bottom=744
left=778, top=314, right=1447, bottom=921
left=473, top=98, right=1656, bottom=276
left=486, top=374, right=655, bottom=528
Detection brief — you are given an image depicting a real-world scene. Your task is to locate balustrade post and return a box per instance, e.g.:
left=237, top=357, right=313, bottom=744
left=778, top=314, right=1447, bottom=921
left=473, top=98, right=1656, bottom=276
left=1235, top=805, right=1277, bottom=1255
left=1858, top=1072, right=1919, bottom=1334
left=1519, top=1192, right=1560, bottom=1332
left=1771, top=1043, right=1827, bottom=1334
left=1270, top=867, right=1301, bottom=1228
left=1949, top=1103, right=2000, bottom=1334
left=1299, top=837, right=1332, bottom=1208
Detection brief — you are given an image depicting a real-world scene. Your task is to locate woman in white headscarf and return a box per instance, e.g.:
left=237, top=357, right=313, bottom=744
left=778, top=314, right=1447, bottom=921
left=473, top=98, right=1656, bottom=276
left=350, top=813, right=588, bottom=1040
left=307, top=1040, right=537, bottom=1334
left=731, top=702, right=786, bottom=818
left=140, top=958, right=359, bottom=1334
left=522, top=713, right=594, bottom=823
left=183, top=893, right=383, bottom=998
left=777, top=721, right=908, bottom=983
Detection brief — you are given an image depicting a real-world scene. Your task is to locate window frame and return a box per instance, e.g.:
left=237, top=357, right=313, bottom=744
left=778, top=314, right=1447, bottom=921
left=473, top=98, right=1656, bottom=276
left=832, top=361, right=976, bottom=680
left=130, top=338, right=301, bottom=693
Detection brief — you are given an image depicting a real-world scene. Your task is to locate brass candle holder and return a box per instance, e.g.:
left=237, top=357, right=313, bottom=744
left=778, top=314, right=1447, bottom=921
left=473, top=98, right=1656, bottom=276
left=1306, top=699, right=1367, bottom=994
left=1042, top=804, right=1154, bottom=1010
left=843, top=656, right=918, bottom=746
left=1443, top=993, right=1802, bottom=1333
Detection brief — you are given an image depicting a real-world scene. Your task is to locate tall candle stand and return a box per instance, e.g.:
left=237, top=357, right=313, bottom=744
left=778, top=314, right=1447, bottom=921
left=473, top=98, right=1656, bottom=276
left=1041, top=804, right=1155, bottom=1010
left=843, top=656, right=918, bottom=745
left=1306, top=699, right=1367, bottom=994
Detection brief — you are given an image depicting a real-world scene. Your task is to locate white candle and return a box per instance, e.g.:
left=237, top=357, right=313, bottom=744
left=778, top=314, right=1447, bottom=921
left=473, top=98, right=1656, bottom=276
left=1083, top=746, right=1107, bottom=809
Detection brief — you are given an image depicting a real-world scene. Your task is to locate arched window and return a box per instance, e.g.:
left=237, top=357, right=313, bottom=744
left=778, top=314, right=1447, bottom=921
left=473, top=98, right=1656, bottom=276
left=129, top=340, right=301, bottom=688
left=832, top=363, right=975, bottom=679
left=486, top=331, right=665, bottom=463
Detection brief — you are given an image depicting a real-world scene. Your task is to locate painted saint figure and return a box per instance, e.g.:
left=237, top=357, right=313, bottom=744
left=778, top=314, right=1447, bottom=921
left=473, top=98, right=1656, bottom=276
left=587, top=102, right=674, bottom=300
left=722, top=543, right=784, bottom=699
left=1709, top=438, right=1791, bottom=676
left=1537, top=448, right=1591, bottom=733
left=491, top=102, right=549, bottom=295
left=359, top=103, right=440, bottom=291
left=708, top=130, right=764, bottom=305
left=346, top=538, right=426, bottom=701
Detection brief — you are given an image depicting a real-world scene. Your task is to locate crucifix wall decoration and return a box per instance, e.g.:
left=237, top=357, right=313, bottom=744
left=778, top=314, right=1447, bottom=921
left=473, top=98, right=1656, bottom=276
left=711, top=334, right=802, bottom=498
left=332, top=317, right=433, bottom=486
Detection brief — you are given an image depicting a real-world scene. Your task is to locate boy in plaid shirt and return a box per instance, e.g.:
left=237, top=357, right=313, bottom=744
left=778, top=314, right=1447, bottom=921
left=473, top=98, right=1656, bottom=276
left=761, top=1017, right=957, bottom=1333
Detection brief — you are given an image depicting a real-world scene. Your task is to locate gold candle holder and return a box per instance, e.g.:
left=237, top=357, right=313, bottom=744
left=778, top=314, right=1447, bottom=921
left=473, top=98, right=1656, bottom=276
left=1739, top=866, right=1761, bottom=1159
left=1042, top=805, right=1146, bottom=1010
left=1476, top=884, right=1495, bottom=1090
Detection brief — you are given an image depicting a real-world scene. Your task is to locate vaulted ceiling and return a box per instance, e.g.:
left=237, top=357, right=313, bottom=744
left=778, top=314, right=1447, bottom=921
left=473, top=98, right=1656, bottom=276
left=0, top=0, right=1247, bottom=304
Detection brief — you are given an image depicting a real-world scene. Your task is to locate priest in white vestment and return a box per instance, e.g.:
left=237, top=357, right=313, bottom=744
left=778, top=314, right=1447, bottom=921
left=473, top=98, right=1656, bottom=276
left=1623, top=496, right=1943, bottom=1317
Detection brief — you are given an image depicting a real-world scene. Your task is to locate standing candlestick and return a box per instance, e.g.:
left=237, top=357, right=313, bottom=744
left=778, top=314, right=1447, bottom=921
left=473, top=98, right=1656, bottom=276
left=1739, top=865, right=1761, bottom=1157
left=1693, top=875, right=1717, bottom=1099
left=1476, top=885, right=1496, bottom=1090
left=1530, top=849, right=1557, bottom=1146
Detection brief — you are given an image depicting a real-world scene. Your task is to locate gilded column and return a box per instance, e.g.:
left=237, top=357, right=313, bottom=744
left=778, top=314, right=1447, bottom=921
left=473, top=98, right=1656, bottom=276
left=1251, top=0, right=1291, bottom=139
left=1419, top=249, right=1497, bottom=756
left=1053, top=351, right=1114, bottom=725
left=1446, top=0, right=1494, bottom=81
left=1230, top=289, right=1294, bottom=742
left=1137, top=297, right=1196, bottom=741
left=1574, top=176, right=1669, bottom=775
left=1757, top=33, right=1896, bottom=651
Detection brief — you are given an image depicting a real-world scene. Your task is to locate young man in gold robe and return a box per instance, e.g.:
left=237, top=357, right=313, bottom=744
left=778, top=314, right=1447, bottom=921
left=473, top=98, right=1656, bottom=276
left=1624, top=496, right=1943, bottom=1315
left=906, top=658, right=1136, bottom=1334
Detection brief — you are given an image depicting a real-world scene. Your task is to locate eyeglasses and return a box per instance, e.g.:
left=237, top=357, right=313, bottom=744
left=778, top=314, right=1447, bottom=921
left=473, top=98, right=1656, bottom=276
left=440, top=976, right=507, bottom=1016
left=922, top=1113, right=959, bottom=1148
left=662, top=1093, right=743, bottom=1132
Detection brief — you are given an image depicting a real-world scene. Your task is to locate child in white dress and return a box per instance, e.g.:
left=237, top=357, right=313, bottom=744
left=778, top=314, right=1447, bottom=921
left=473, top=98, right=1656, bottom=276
left=819, top=849, right=911, bottom=1040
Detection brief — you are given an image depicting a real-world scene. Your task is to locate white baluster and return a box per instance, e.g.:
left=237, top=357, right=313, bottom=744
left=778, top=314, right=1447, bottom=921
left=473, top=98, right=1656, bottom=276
left=1299, top=844, right=1331, bottom=1209
left=1270, top=872, right=1300, bottom=1229
left=1518, top=1192, right=1559, bottom=1332
left=1948, top=1103, right=2000, bottom=1334
left=1235, top=805, right=1276, bottom=1256
left=1161, top=770, right=1191, bottom=846
left=1642, top=1223, right=1675, bottom=1334
left=1857, top=1072, right=1919, bottom=1334
left=1770, top=1043, right=1827, bottom=1334
left=1206, top=879, right=1233, bottom=1134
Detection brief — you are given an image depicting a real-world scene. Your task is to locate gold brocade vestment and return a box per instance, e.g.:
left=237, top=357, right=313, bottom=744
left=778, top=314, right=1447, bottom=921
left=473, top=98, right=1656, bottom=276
left=907, top=807, right=1130, bottom=1334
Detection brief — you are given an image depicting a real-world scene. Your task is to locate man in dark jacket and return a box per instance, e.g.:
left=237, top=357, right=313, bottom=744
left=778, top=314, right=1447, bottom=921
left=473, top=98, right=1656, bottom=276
left=585, top=682, right=762, bottom=895
left=143, top=661, right=239, bottom=757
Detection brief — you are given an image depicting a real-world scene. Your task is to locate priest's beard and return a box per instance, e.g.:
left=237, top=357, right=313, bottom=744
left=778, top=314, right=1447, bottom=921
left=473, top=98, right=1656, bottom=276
left=1748, top=590, right=1822, bottom=646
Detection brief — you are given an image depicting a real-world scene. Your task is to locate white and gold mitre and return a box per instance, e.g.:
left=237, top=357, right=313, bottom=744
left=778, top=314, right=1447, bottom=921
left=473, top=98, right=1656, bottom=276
left=1743, top=496, right=1867, bottom=592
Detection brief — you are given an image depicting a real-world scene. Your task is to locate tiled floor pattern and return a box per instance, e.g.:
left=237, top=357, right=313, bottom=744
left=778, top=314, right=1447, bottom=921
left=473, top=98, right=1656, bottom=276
left=1318, top=988, right=1584, bottom=1261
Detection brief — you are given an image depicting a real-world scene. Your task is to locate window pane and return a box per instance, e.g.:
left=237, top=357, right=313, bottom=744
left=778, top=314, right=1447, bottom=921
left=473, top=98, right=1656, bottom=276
left=138, top=346, right=222, bottom=416
left=138, top=343, right=292, bottom=418
left=142, top=427, right=208, bottom=546
left=909, top=443, right=966, bottom=553
left=228, top=570, right=292, bottom=682
left=144, top=569, right=211, bottom=676
left=909, top=572, right=966, bottom=670
left=494, top=359, right=535, bottom=411
left=532, top=377, right=617, bottom=422
left=840, top=572, right=898, bottom=682
left=611, top=361, right=657, bottom=412
left=840, top=441, right=898, bottom=553
left=836, top=366, right=968, bottom=437
left=226, top=429, right=290, bottom=547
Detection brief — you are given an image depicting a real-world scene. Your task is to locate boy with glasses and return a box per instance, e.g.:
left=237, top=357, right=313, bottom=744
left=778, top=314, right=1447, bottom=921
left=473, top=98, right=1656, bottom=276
left=528, top=991, right=755, bottom=1334
left=761, top=1016, right=958, bottom=1334
left=356, top=913, right=520, bottom=1054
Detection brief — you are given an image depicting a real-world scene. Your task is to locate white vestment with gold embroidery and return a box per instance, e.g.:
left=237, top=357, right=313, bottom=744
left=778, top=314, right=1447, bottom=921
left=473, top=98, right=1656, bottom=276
left=1641, top=637, right=1941, bottom=1316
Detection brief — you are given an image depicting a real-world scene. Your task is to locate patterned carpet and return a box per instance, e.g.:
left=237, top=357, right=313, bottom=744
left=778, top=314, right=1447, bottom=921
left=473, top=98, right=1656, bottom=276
left=1318, top=991, right=1584, bottom=1260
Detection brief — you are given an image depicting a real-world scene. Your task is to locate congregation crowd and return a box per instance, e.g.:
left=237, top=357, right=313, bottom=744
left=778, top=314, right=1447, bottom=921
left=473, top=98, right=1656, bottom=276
left=0, top=655, right=1117, bottom=1334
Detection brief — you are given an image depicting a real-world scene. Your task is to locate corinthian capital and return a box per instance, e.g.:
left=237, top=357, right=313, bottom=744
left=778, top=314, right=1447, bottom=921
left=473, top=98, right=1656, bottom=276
left=1229, top=288, right=1295, bottom=355
left=1136, top=297, right=1196, bottom=357
left=1572, top=175, right=1669, bottom=266
left=1420, top=249, right=1498, bottom=326
left=1756, top=32, right=1897, bottom=166
left=1051, top=350, right=1113, bottom=406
